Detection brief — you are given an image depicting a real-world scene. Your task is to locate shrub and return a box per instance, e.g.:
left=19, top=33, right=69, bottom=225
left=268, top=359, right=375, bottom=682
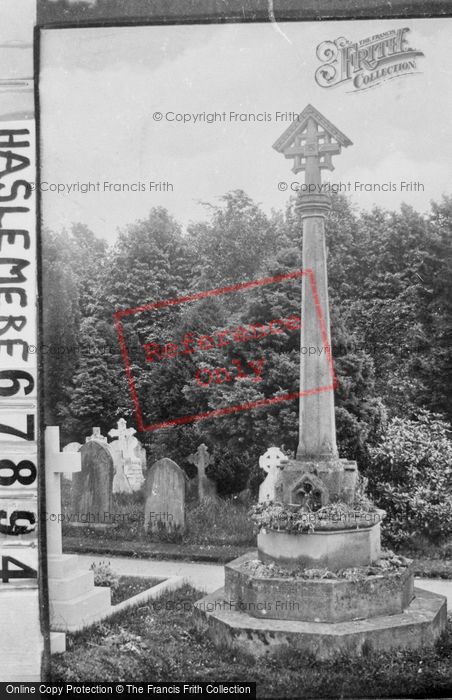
left=90, top=561, right=119, bottom=589
left=367, top=410, right=452, bottom=545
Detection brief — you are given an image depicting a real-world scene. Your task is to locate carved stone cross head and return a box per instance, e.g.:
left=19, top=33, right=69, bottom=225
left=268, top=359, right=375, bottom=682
left=272, top=104, right=352, bottom=184
left=188, top=443, right=213, bottom=476
left=108, top=417, right=136, bottom=443
left=259, top=447, right=287, bottom=474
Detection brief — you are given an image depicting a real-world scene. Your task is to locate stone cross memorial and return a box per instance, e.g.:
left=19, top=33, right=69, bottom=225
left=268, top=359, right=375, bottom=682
left=258, top=447, right=287, bottom=503
left=144, top=457, right=186, bottom=534
left=110, top=440, right=133, bottom=495
left=195, top=105, right=447, bottom=658
left=109, top=418, right=144, bottom=491
left=187, top=444, right=217, bottom=501
left=46, top=427, right=111, bottom=637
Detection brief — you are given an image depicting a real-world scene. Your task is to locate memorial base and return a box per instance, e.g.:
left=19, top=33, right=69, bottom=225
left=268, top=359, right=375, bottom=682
left=225, top=552, right=414, bottom=622
left=194, top=586, right=446, bottom=659
left=48, top=554, right=112, bottom=632
left=257, top=523, right=381, bottom=571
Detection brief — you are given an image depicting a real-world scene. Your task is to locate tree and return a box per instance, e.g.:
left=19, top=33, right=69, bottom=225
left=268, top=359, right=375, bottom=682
left=65, top=208, right=196, bottom=443
left=187, top=190, right=278, bottom=289
left=42, top=228, right=81, bottom=427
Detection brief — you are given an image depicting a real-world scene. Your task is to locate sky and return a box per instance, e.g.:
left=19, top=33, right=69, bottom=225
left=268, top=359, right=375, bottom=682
left=39, top=18, right=452, bottom=243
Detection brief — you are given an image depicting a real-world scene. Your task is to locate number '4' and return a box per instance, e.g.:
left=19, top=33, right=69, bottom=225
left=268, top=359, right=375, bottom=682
left=1, top=556, right=37, bottom=583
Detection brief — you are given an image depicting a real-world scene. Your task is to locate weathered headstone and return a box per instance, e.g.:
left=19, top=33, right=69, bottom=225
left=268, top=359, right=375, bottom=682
left=258, top=447, right=287, bottom=503
left=71, top=440, right=114, bottom=528
left=108, top=418, right=144, bottom=491
left=187, top=444, right=217, bottom=501
left=144, top=458, right=185, bottom=533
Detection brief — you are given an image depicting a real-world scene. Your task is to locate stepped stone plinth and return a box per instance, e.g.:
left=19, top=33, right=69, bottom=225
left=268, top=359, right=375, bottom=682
left=48, top=554, right=112, bottom=632
left=194, top=105, right=447, bottom=658
left=224, top=552, right=414, bottom=623
left=194, top=587, right=446, bottom=660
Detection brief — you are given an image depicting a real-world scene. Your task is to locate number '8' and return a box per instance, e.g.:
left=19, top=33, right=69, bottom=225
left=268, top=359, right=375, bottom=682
left=0, top=459, right=36, bottom=487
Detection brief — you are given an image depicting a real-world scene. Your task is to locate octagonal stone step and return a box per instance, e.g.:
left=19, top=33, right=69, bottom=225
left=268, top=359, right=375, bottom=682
left=194, top=586, right=446, bottom=660
left=225, top=552, right=414, bottom=623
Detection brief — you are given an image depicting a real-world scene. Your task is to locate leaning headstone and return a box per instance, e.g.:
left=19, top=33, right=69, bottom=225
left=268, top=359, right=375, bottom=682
left=258, top=447, right=287, bottom=503
left=108, top=418, right=144, bottom=491
left=187, top=444, right=217, bottom=501
left=62, top=442, right=82, bottom=481
left=71, top=440, right=114, bottom=528
left=144, top=458, right=186, bottom=533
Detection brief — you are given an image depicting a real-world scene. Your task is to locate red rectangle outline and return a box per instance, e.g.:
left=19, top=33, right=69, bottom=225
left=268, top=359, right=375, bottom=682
left=114, top=268, right=336, bottom=432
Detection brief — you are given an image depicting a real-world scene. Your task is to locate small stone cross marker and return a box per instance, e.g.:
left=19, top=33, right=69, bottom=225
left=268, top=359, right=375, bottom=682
left=86, top=427, right=107, bottom=443
left=258, top=447, right=287, bottom=503
left=188, top=444, right=215, bottom=501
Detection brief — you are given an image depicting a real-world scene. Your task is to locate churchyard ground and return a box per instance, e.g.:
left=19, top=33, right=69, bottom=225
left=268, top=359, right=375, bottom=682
left=51, top=584, right=452, bottom=697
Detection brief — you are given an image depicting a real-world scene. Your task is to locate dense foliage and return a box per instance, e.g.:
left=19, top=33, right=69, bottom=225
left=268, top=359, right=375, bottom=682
left=43, top=191, right=452, bottom=542
left=367, top=411, right=452, bottom=546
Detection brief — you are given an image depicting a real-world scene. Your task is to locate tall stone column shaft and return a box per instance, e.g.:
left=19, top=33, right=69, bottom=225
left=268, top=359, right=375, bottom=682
left=296, top=195, right=338, bottom=461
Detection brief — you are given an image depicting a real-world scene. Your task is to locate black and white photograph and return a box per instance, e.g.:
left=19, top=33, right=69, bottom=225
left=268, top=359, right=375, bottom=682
left=1, top=1, right=452, bottom=697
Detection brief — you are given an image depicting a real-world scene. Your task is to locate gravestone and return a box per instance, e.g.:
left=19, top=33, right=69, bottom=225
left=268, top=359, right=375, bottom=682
left=144, top=458, right=185, bottom=533
left=187, top=444, right=217, bottom=501
left=62, top=442, right=82, bottom=481
left=108, top=418, right=144, bottom=491
left=71, top=440, right=114, bottom=528
left=258, top=447, right=287, bottom=503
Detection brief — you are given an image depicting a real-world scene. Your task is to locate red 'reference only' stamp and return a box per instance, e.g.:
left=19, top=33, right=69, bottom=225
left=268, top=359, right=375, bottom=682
left=114, top=269, right=336, bottom=432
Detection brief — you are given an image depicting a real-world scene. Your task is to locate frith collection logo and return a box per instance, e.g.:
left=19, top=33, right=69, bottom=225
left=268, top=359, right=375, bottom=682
left=315, top=28, right=424, bottom=91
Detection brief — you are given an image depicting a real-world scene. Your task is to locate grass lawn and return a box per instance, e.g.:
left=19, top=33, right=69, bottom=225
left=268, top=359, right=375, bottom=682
left=51, top=585, right=452, bottom=697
